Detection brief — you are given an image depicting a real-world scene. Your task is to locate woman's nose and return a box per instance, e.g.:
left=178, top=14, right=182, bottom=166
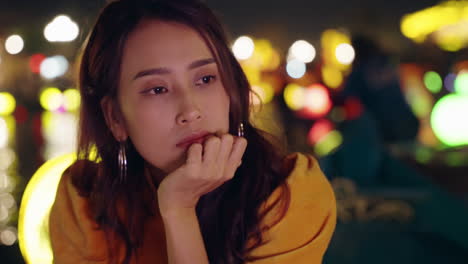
left=176, top=95, right=202, bottom=125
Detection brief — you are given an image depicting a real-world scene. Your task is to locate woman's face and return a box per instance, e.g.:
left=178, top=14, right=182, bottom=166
left=106, top=20, right=230, bottom=173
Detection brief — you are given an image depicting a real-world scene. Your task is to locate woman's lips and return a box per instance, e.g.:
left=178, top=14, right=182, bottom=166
left=176, top=132, right=212, bottom=148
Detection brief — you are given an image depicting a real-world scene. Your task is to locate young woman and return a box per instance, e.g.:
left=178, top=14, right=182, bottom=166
left=48, top=0, right=336, bottom=263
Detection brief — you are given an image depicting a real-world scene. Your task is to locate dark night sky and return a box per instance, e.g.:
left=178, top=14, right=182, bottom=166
left=0, top=0, right=442, bottom=55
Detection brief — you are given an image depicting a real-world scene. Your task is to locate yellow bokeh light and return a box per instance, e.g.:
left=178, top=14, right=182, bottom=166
left=401, top=1, right=468, bottom=51
left=0, top=92, right=16, bottom=115
left=321, top=29, right=352, bottom=71
left=18, top=153, right=76, bottom=264
left=63, top=89, right=80, bottom=112
left=240, top=39, right=280, bottom=71
left=251, top=82, right=275, bottom=105
left=0, top=116, right=15, bottom=149
left=322, top=65, right=343, bottom=89
left=40, top=87, right=63, bottom=111
left=283, top=83, right=305, bottom=110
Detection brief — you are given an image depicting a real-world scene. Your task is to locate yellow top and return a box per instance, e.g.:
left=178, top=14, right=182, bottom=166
left=49, top=153, right=336, bottom=263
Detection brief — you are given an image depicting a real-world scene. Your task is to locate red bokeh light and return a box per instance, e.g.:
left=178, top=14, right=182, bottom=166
left=297, top=84, right=332, bottom=119
left=307, top=119, right=334, bottom=145
left=29, top=54, right=46, bottom=74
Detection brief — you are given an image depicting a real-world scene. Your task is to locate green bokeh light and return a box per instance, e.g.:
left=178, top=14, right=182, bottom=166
left=314, top=130, right=343, bottom=156
left=430, top=94, right=468, bottom=147
left=424, top=71, right=442, bottom=93
left=454, top=72, right=468, bottom=95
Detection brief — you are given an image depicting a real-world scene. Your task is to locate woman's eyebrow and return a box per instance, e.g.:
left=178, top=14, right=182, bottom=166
left=133, top=58, right=216, bottom=81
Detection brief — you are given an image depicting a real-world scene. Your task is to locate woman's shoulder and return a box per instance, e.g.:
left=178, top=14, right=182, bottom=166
left=248, top=152, right=337, bottom=261
left=49, top=159, right=109, bottom=261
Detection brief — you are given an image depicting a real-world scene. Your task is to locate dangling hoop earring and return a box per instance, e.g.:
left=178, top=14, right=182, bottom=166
left=118, top=141, right=127, bottom=183
left=237, top=122, right=244, bottom=137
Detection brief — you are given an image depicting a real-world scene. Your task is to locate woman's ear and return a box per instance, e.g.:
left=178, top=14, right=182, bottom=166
left=101, top=96, right=128, bottom=142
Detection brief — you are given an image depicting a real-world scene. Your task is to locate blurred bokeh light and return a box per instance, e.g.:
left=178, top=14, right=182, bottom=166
left=5, top=35, right=24, bottom=55
left=44, top=15, right=79, bottom=42
left=431, top=94, right=468, bottom=147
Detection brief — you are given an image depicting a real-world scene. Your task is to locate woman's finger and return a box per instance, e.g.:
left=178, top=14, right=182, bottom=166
left=224, top=137, right=247, bottom=179
left=202, top=135, right=221, bottom=164
left=216, top=134, right=234, bottom=164
left=186, top=143, right=202, bottom=165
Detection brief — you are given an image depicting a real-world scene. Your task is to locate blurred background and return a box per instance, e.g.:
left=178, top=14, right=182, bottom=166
left=1, top=0, right=468, bottom=263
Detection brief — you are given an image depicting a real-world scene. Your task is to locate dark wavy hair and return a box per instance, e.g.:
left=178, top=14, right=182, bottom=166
left=73, top=0, right=291, bottom=263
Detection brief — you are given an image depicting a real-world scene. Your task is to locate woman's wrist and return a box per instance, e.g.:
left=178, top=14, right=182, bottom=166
left=159, top=205, right=197, bottom=220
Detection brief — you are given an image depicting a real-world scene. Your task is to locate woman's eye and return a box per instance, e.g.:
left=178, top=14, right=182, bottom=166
left=149, top=86, right=168, bottom=94
left=196, top=75, right=216, bottom=86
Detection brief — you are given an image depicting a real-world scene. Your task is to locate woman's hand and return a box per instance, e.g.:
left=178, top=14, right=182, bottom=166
left=157, top=133, right=247, bottom=217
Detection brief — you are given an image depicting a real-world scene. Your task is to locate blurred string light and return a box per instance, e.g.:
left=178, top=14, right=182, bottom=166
left=321, top=29, right=353, bottom=71
left=40, top=55, right=69, bottom=79
left=286, top=59, right=306, bottom=79
left=236, top=37, right=281, bottom=72
left=250, top=83, right=274, bottom=105
left=63, top=89, right=81, bottom=112
left=0, top=93, right=16, bottom=116
left=343, top=97, right=364, bottom=120
left=415, top=146, right=433, bottom=163
left=444, top=73, right=456, bottom=92
left=335, top=43, right=355, bottom=65
left=321, top=65, right=343, bottom=89
left=330, top=107, right=346, bottom=122
left=444, top=152, right=466, bottom=167
left=287, top=40, right=316, bottom=63
left=44, top=15, right=79, bottom=42
left=454, top=72, right=468, bottom=95
left=0, top=112, right=18, bottom=247
left=301, top=84, right=332, bottom=119
left=423, top=71, right=443, bottom=93
left=283, top=83, right=305, bottom=110
left=29, top=54, right=46, bottom=74
left=314, top=130, right=343, bottom=157
left=250, top=39, right=281, bottom=71
left=0, top=148, right=15, bottom=172
left=5, top=35, right=24, bottom=55
left=431, top=94, right=468, bottom=147
left=0, top=118, right=8, bottom=148
left=400, top=64, right=434, bottom=118
left=401, top=1, right=468, bottom=51
left=19, top=153, right=76, bottom=263
left=41, top=111, right=78, bottom=160
left=39, top=87, right=81, bottom=112
left=307, top=119, right=334, bottom=145
left=232, top=36, right=255, bottom=60
left=0, top=117, right=15, bottom=152
left=40, top=87, right=63, bottom=111
left=1, top=227, right=17, bottom=246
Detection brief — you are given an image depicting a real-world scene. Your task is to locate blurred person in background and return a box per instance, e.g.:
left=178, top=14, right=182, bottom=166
left=320, top=34, right=468, bottom=253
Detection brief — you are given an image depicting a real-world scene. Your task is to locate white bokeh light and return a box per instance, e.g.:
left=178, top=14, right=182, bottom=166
left=44, top=15, right=79, bottom=42
left=232, top=36, right=255, bottom=60
left=1, top=227, right=17, bottom=246
left=286, top=59, right=306, bottom=79
left=288, top=40, right=316, bottom=63
left=40, top=56, right=69, bottom=79
left=0, top=118, right=8, bottom=148
left=5, top=35, right=24, bottom=55
left=335, top=43, right=355, bottom=65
